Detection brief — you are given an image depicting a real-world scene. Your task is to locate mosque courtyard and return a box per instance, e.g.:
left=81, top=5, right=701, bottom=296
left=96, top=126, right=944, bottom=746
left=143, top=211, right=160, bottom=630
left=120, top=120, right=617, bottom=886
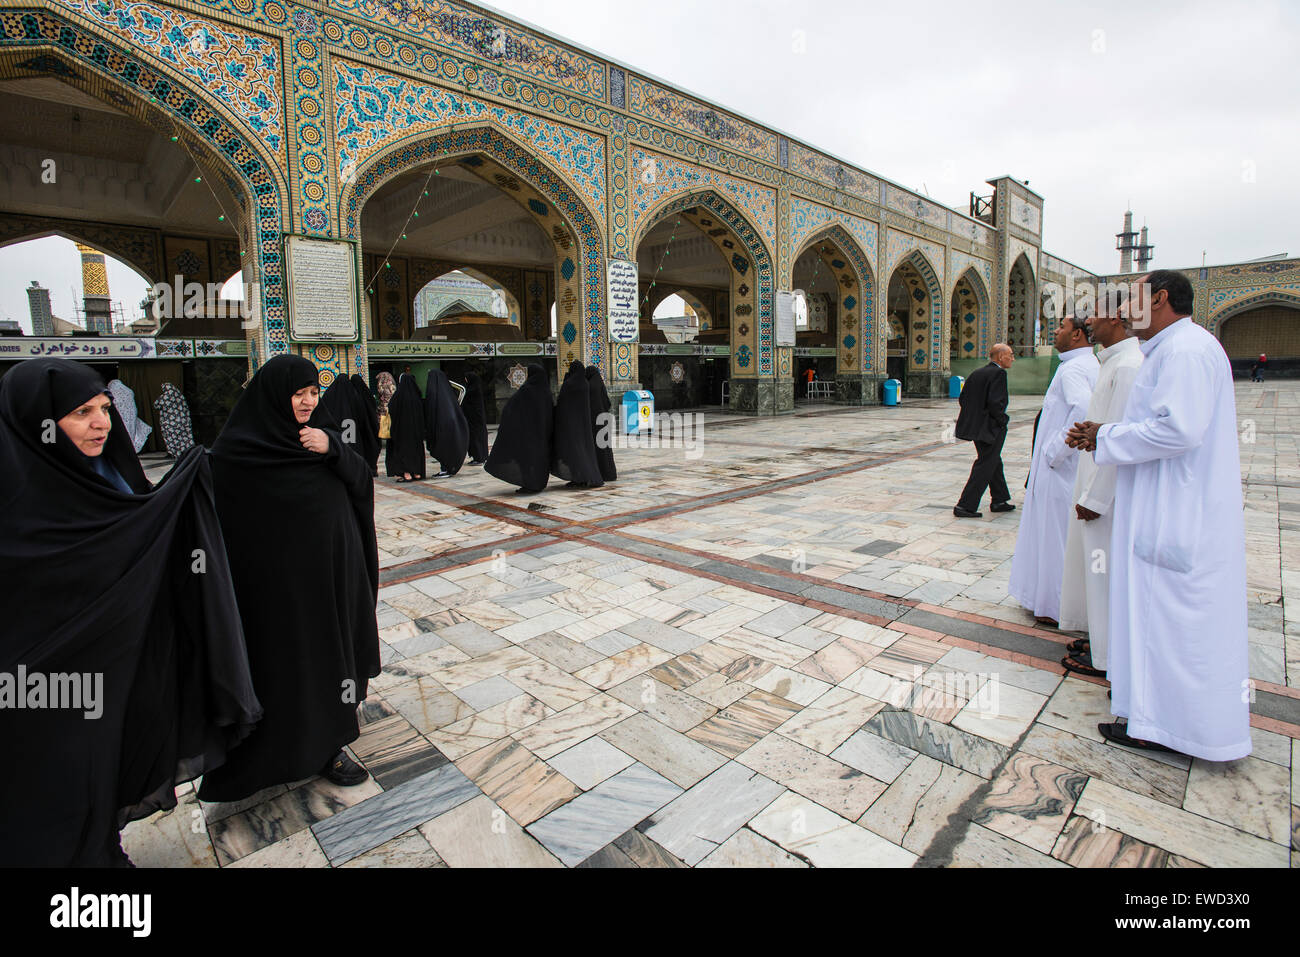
left=125, top=383, right=1299, bottom=869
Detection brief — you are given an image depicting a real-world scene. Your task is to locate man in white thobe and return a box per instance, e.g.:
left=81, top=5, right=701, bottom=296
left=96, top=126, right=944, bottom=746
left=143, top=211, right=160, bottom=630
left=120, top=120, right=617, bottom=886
left=1068, top=271, right=1250, bottom=760
left=1008, top=316, right=1100, bottom=623
left=1058, top=305, right=1143, bottom=675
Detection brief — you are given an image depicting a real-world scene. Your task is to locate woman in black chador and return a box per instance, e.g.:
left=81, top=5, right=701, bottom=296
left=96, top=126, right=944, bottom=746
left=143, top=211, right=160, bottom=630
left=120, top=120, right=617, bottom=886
left=320, top=373, right=380, bottom=476
left=423, top=369, right=469, bottom=477
left=0, top=358, right=260, bottom=866
left=197, top=355, right=380, bottom=801
left=586, top=364, right=617, bottom=483
left=463, top=371, right=490, bottom=465
left=551, top=360, right=603, bottom=487
left=384, top=372, right=426, bottom=482
left=485, top=363, right=553, bottom=494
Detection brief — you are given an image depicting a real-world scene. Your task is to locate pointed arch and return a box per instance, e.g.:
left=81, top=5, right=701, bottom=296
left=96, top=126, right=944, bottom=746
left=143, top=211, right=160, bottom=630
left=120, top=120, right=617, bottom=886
left=792, top=224, right=876, bottom=382
left=340, top=123, right=607, bottom=372
left=950, top=267, right=990, bottom=361
left=633, top=188, right=776, bottom=401
left=1007, top=253, right=1037, bottom=355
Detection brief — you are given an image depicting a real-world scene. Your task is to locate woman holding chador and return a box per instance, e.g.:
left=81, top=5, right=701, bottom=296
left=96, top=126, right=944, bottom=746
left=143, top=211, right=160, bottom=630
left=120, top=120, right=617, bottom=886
left=586, top=365, right=617, bottom=483
left=423, top=369, right=469, bottom=477
left=551, top=360, right=603, bottom=488
left=0, top=358, right=260, bottom=867
left=485, top=363, right=553, bottom=494
left=384, top=372, right=427, bottom=482
left=197, top=355, right=380, bottom=801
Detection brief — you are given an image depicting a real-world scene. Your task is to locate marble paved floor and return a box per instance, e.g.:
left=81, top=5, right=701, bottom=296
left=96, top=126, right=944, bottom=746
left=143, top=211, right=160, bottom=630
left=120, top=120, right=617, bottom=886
left=128, top=382, right=1300, bottom=868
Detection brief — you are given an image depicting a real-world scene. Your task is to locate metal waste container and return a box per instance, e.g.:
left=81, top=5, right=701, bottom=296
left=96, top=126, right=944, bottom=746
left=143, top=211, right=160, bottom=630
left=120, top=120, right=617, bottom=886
left=622, top=390, right=654, bottom=435
left=883, top=379, right=901, bottom=406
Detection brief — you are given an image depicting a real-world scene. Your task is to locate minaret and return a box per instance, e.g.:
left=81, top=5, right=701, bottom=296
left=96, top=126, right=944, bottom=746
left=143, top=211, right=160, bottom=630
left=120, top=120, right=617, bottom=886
left=26, top=281, right=54, bottom=336
left=77, top=243, right=113, bottom=333
left=1116, top=210, right=1137, bottom=274
left=1135, top=225, right=1154, bottom=272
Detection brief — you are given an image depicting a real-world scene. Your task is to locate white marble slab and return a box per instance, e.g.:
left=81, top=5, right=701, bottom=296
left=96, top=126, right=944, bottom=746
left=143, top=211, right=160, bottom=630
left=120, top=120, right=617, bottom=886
left=748, top=791, right=916, bottom=867
left=642, top=762, right=785, bottom=865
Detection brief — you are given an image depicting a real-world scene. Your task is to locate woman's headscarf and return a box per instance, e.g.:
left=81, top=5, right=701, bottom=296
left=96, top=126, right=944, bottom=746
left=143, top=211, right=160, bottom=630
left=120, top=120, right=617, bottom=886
left=153, top=381, right=195, bottom=457
left=106, top=379, right=152, bottom=453
left=375, top=371, right=397, bottom=416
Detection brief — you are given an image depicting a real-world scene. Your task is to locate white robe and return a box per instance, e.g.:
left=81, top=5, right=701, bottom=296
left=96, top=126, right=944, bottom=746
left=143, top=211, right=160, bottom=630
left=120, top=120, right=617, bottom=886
left=1058, top=337, right=1144, bottom=667
left=1095, top=318, right=1250, bottom=761
left=1009, top=346, right=1100, bottom=620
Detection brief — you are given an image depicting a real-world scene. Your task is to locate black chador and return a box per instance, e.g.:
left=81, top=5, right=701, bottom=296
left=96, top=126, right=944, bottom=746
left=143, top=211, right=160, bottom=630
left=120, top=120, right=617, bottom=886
left=320, top=374, right=380, bottom=476
left=423, top=369, right=469, bottom=477
left=485, top=363, right=553, bottom=493
left=0, top=358, right=260, bottom=866
left=551, top=360, right=603, bottom=487
left=384, top=372, right=427, bottom=481
left=197, top=355, right=379, bottom=803
left=586, top=364, right=617, bottom=482
left=463, top=371, right=490, bottom=465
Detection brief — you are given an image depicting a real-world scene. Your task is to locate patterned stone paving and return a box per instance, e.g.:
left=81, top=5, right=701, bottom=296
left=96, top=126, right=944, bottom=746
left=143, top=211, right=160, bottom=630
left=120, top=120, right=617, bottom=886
left=128, top=383, right=1300, bottom=868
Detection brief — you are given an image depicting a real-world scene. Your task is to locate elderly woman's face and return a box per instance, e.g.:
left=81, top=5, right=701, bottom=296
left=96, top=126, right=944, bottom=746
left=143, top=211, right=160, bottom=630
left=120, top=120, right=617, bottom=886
left=58, top=394, right=112, bottom=456
left=291, top=384, right=320, bottom=424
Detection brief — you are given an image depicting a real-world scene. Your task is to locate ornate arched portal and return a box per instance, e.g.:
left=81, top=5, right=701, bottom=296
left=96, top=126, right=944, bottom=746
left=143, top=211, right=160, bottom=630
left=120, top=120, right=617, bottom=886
left=0, top=19, right=290, bottom=372
left=341, top=125, right=606, bottom=376
left=791, top=225, right=876, bottom=403
left=951, top=269, right=990, bottom=362
left=631, top=189, right=777, bottom=413
left=1211, top=294, right=1300, bottom=359
left=887, top=251, right=944, bottom=396
left=1007, top=253, right=1037, bottom=356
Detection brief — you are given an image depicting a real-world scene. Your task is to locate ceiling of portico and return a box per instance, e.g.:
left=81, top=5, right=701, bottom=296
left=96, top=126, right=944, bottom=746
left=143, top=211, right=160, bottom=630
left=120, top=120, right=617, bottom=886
left=0, top=79, right=241, bottom=238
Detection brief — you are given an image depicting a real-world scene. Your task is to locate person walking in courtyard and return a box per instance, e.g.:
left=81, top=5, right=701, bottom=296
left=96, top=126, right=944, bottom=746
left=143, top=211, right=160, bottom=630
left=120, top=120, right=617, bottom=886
left=486, top=363, right=553, bottom=494
left=953, top=342, right=1015, bottom=518
left=385, top=372, right=427, bottom=482
left=1058, top=295, right=1143, bottom=677
left=1008, top=315, right=1099, bottom=625
left=463, top=370, right=490, bottom=465
left=551, top=360, right=603, bottom=488
left=1067, top=271, right=1250, bottom=759
left=423, top=368, right=469, bottom=477
left=587, top=364, right=617, bottom=483
left=1250, top=352, right=1267, bottom=382
left=198, top=355, right=380, bottom=801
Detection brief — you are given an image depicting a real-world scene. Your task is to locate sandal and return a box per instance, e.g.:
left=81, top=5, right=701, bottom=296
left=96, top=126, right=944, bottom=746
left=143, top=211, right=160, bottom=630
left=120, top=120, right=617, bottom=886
left=1067, top=638, right=1089, bottom=655
left=1098, top=721, right=1174, bottom=754
left=1061, top=653, right=1105, bottom=678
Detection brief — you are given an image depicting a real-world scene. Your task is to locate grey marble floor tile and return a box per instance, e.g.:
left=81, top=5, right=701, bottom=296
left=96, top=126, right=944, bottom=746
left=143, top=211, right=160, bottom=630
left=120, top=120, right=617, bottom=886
left=697, top=827, right=810, bottom=868
left=831, top=728, right=920, bottom=784
left=642, top=762, right=785, bottom=865
left=454, top=674, right=525, bottom=711
left=527, top=763, right=683, bottom=867
left=599, top=712, right=728, bottom=788
left=339, top=829, right=446, bottom=868
left=546, top=736, right=637, bottom=790
left=312, top=763, right=480, bottom=865
left=864, top=708, right=1009, bottom=779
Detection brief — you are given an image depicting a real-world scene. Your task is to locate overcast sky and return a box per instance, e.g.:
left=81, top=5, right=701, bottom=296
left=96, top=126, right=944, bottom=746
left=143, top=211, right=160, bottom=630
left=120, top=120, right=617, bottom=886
left=4, top=0, right=1296, bottom=330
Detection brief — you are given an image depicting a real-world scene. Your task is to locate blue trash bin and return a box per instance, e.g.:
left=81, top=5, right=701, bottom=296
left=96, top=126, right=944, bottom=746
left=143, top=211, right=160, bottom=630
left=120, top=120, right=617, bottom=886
left=948, top=375, right=965, bottom=398
left=622, top=390, right=654, bottom=435
left=883, top=379, right=900, bottom=406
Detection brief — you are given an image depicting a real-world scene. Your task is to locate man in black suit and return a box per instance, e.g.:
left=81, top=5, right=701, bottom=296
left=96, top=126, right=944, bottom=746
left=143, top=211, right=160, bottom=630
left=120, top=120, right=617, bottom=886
left=954, top=343, right=1016, bottom=518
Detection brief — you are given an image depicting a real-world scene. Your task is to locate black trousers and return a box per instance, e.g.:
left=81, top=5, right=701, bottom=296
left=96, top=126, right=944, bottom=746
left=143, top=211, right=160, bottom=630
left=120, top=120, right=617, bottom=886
left=957, top=432, right=1010, bottom=511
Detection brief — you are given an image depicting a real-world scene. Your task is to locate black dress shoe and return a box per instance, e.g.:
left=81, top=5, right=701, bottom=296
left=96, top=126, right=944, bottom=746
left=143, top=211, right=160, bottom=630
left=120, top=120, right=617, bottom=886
left=468, top=460, right=486, bottom=466
left=990, top=501, right=1016, bottom=512
left=953, top=506, right=982, bottom=518
left=321, top=751, right=368, bottom=786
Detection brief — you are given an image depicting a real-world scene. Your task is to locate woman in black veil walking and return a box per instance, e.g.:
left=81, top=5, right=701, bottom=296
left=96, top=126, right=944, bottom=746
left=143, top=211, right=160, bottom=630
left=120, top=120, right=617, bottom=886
left=463, top=371, right=490, bottom=465
left=321, top=374, right=380, bottom=476
left=586, top=365, right=617, bottom=483
left=197, top=355, right=380, bottom=801
left=0, top=358, right=260, bottom=866
left=485, top=363, right=553, bottom=494
left=551, top=360, right=603, bottom=487
left=423, top=368, right=469, bottom=477
left=385, top=372, right=426, bottom=482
